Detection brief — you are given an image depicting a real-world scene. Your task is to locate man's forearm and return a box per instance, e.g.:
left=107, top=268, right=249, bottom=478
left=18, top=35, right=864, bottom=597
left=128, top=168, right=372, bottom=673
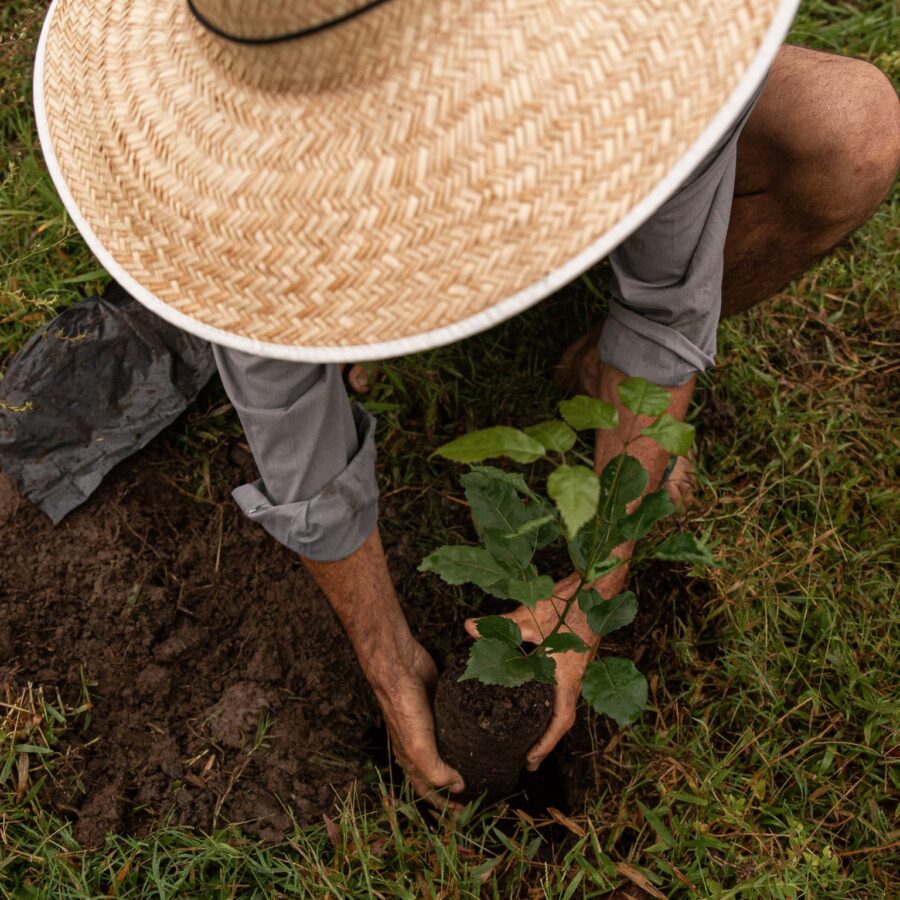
left=561, top=362, right=696, bottom=642
left=300, top=527, right=419, bottom=685
left=593, top=363, right=695, bottom=485
left=301, top=526, right=465, bottom=800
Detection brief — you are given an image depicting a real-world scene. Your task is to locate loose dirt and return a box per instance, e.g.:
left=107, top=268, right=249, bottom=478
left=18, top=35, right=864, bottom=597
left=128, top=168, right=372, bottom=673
left=0, top=431, right=394, bottom=847
left=0, top=397, right=692, bottom=850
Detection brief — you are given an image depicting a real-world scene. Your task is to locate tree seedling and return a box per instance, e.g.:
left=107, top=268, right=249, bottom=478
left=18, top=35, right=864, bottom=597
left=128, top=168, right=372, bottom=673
left=420, top=377, right=714, bottom=727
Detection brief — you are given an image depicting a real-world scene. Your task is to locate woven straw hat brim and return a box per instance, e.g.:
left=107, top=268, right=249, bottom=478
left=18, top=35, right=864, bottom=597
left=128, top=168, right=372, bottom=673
left=35, top=0, right=798, bottom=362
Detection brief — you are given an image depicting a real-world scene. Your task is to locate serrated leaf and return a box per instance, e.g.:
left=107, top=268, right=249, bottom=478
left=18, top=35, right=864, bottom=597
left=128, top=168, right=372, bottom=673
left=641, top=414, right=695, bottom=456
left=568, top=521, right=598, bottom=574
left=577, top=587, right=603, bottom=613
left=586, top=591, right=637, bottom=636
left=527, top=654, right=558, bottom=685
left=502, top=575, right=556, bottom=607
left=540, top=632, right=591, bottom=654
left=598, top=454, right=648, bottom=522
left=619, top=490, right=675, bottom=541
left=436, top=427, right=545, bottom=464
left=547, top=464, right=600, bottom=540
left=475, top=615, right=522, bottom=646
left=461, top=471, right=530, bottom=536
left=524, top=420, right=577, bottom=453
left=461, top=640, right=555, bottom=687
left=559, top=395, right=619, bottom=431
left=461, top=639, right=534, bottom=687
left=483, top=527, right=534, bottom=572
left=653, top=533, right=715, bottom=566
left=469, top=466, right=539, bottom=501
left=510, top=515, right=558, bottom=538
left=617, top=378, right=671, bottom=417
left=581, top=657, right=648, bottom=726
left=465, top=467, right=559, bottom=548
left=418, top=546, right=509, bottom=588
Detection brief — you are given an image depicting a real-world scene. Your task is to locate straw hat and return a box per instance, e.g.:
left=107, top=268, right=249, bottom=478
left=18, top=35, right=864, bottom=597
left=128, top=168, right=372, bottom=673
left=34, top=0, right=798, bottom=362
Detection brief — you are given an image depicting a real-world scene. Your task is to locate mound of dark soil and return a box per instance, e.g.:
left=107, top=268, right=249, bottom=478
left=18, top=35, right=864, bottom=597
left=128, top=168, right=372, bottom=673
left=0, top=436, right=388, bottom=847
left=0, top=406, right=673, bottom=849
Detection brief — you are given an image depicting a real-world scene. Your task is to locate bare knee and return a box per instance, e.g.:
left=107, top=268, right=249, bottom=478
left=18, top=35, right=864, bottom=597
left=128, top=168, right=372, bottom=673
left=747, top=49, right=900, bottom=238
left=784, top=57, right=899, bottom=233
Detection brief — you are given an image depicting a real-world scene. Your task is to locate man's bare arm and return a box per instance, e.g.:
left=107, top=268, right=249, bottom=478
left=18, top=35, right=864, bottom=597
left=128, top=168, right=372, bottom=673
left=302, top=527, right=465, bottom=802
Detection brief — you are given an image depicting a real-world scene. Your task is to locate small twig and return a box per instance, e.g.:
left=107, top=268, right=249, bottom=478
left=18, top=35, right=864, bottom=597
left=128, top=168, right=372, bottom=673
left=837, top=840, right=900, bottom=858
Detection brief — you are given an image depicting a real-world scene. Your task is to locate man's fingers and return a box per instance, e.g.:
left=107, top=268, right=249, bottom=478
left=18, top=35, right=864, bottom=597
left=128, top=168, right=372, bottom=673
left=401, top=753, right=465, bottom=808
left=421, top=756, right=465, bottom=795
left=402, top=739, right=465, bottom=795
left=526, top=694, right=578, bottom=772
left=409, top=778, right=464, bottom=812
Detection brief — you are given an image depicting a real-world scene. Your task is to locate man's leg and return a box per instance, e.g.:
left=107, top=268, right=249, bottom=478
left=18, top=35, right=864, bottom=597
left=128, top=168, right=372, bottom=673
left=723, top=45, right=900, bottom=317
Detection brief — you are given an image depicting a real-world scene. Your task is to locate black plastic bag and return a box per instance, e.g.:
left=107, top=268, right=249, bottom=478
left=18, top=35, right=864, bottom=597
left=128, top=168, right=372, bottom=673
left=0, top=283, right=216, bottom=523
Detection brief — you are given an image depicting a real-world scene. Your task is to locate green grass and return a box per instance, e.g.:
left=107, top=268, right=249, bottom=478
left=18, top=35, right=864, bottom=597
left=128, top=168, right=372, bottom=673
left=2, top=0, right=898, bottom=896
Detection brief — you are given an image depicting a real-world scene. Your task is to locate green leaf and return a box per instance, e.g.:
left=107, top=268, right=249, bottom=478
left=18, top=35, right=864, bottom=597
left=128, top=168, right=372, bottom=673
left=581, top=658, right=648, bottom=726
left=436, top=427, right=545, bottom=464
left=524, top=420, right=577, bottom=453
left=465, top=467, right=560, bottom=548
left=502, top=575, right=556, bottom=607
left=461, top=639, right=535, bottom=687
left=418, top=546, right=509, bottom=588
left=509, top=514, right=558, bottom=539
left=568, top=521, right=598, bottom=574
left=475, top=615, right=522, bottom=646
left=617, top=378, right=671, bottom=417
left=559, top=395, right=619, bottom=431
left=540, top=632, right=590, bottom=654
left=547, top=464, right=600, bottom=540
left=527, top=654, right=558, bottom=685
left=461, top=640, right=556, bottom=687
left=469, top=466, right=539, bottom=501
left=577, top=587, right=603, bottom=613
left=641, top=414, right=695, bottom=456
left=638, top=801, right=676, bottom=849
left=653, top=533, right=715, bottom=566
left=585, top=556, right=622, bottom=582
left=586, top=591, right=638, bottom=636
left=598, top=454, right=648, bottom=521
left=482, top=527, right=534, bottom=572
left=461, top=470, right=531, bottom=536
left=619, top=490, right=675, bottom=541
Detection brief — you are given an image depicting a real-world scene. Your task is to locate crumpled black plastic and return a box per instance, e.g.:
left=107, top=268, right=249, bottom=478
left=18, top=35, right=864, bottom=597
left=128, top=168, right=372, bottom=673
left=0, top=282, right=216, bottom=523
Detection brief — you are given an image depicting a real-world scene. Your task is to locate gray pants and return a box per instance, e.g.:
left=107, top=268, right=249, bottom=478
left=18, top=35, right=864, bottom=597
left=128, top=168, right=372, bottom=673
left=215, top=84, right=763, bottom=562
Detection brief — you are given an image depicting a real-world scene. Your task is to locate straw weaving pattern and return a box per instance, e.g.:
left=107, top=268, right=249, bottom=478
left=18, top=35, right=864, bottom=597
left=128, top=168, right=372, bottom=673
left=41, top=0, right=782, bottom=354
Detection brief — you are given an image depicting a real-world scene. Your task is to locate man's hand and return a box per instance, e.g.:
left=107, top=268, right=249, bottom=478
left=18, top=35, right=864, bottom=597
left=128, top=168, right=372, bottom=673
left=464, top=560, right=629, bottom=772
left=365, top=638, right=466, bottom=805
left=301, top=528, right=465, bottom=806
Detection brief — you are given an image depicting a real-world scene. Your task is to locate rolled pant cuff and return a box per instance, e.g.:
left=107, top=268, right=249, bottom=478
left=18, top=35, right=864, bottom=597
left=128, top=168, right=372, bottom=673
left=232, top=403, right=379, bottom=562
left=599, top=301, right=714, bottom=388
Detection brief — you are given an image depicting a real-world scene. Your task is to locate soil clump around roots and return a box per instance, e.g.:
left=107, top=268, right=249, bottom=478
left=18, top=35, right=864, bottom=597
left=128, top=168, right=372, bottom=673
left=435, top=659, right=553, bottom=803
